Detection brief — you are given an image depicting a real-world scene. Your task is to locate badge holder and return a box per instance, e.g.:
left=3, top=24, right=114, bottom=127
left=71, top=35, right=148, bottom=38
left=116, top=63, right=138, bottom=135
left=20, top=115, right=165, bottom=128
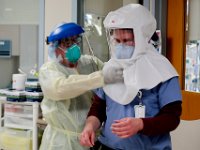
left=134, top=91, right=145, bottom=118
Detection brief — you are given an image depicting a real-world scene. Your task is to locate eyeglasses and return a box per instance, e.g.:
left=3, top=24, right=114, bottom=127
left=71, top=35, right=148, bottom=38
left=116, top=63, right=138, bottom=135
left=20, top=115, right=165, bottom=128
left=114, top=38, right=134, bottom=45
left=61, top=36, right=82, bottom=47
left=111, top=38, right=134, bottom=46
left=108, top=28, right=135, bottom=46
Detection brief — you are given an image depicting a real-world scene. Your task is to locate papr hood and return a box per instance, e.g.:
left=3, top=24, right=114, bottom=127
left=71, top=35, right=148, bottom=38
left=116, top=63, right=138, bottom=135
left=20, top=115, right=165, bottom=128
left=102, top=4, right=178, bottom=105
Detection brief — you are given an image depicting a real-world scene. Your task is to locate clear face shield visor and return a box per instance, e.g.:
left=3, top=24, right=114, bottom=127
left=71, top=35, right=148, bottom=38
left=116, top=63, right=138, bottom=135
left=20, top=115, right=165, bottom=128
left=106, top=28, right=135, bottom=59
left=48, top=35, right=83, bottom=63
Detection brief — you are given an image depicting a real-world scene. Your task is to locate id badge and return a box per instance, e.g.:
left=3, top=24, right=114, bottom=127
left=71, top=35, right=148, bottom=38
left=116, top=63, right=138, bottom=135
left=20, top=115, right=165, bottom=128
left=134, top=105, right=145, bottom=118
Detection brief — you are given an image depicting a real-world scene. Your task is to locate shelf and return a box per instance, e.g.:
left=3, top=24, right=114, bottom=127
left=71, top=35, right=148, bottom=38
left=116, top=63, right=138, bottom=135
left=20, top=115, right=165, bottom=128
left=0, top=100, right=39, bottom=150
left=4, top=112, right=33, bottom=118
left=4, top=123, right=33, bottom=130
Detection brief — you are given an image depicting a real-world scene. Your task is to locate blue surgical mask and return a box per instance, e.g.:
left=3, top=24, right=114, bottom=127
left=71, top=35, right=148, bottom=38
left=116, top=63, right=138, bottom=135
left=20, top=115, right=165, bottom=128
left=114, top=44, right=135, bottom=59
left=65, top=44, right=81, bottom=63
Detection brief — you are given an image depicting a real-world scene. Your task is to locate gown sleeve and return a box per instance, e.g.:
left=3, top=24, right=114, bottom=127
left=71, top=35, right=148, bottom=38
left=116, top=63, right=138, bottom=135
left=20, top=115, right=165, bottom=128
left=39, top=62, right=104, bottom=101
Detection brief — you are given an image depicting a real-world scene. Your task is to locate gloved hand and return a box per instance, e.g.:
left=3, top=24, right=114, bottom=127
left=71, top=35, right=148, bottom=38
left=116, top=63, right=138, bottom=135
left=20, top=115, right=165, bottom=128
left=103, top=64, right=124, bottom=84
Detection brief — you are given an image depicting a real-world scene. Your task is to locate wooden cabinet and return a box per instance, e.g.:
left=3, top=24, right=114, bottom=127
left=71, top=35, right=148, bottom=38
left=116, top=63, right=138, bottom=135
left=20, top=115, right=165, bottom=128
left=167, top=0, right=200, bottom=120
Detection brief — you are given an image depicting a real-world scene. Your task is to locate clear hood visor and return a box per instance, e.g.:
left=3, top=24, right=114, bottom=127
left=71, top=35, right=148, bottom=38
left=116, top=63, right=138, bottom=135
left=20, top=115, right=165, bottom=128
left=106, top=28, right=135, bottom=59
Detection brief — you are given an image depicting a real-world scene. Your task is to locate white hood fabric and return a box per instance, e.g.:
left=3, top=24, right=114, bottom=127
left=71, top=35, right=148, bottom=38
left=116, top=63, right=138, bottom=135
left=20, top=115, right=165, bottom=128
left=103, top=4, right=178, bottom=105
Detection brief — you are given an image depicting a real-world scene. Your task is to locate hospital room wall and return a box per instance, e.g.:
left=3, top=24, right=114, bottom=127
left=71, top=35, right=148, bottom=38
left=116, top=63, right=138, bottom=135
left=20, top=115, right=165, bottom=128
left=44, top=0, right=77, bottom=62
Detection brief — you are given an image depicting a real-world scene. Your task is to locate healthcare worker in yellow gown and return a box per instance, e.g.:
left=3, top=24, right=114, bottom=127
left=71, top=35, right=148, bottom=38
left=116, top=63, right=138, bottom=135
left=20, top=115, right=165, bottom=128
left=39, top=22, right=123, bottom=150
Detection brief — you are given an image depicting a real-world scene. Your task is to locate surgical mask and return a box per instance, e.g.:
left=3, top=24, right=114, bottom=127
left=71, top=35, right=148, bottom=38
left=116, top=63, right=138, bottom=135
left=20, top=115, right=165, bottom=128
left=60, top=44, right=81, bottom=63
left=114, top=44, right=135, bottom=59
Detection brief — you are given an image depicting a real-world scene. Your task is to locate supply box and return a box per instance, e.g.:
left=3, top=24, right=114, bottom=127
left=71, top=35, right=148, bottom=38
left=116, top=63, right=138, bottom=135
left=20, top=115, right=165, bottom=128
left=0, top=127, right=32, bottom=150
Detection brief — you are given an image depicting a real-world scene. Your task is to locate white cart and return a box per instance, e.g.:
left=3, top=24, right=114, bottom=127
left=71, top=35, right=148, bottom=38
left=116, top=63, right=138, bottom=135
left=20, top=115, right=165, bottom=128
left=0, top=99, right=39, bottom=150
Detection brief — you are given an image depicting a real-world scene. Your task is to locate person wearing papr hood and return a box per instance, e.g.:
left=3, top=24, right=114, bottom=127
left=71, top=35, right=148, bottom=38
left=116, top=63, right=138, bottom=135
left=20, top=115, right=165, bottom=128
left=80, top=4, right=182, bottom=150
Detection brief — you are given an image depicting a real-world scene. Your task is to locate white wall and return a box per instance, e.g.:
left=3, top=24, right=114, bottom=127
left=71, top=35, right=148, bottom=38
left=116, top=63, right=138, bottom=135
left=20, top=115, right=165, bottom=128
left=0, top=57, right=18, bottom=88
left=85, top=0, right=123, bottom=16
left=171, top=120, right=200, bottom=150
left=44, top=0, right=77, bottom=62
left=85, top=0, right=138, bottom=17
left=0, top=0, right=39, bottom=24
left=20, top=25, right=38, bottom=75
left=123, top=0, right=139, bottom=5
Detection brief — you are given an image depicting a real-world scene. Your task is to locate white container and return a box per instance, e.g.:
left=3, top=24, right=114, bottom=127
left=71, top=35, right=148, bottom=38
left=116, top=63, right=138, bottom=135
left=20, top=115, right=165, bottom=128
left=0, top=127, right=32, bottom=150
left=12, top=74, right=27, bottom=91
left=6, top=90, right=26, bottom=102
left=26, top=91, right=43, bottom=102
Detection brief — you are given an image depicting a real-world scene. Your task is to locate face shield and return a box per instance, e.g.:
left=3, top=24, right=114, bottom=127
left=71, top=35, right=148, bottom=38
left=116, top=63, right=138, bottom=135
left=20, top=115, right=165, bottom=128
left=47, top=22, right=84, bottom=64
left=106, top=28, right=135, bottom=59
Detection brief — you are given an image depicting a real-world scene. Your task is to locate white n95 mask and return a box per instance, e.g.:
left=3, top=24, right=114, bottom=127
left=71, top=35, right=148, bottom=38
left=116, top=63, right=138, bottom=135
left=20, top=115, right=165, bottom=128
left=115, top=44, right=135, bottom=59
